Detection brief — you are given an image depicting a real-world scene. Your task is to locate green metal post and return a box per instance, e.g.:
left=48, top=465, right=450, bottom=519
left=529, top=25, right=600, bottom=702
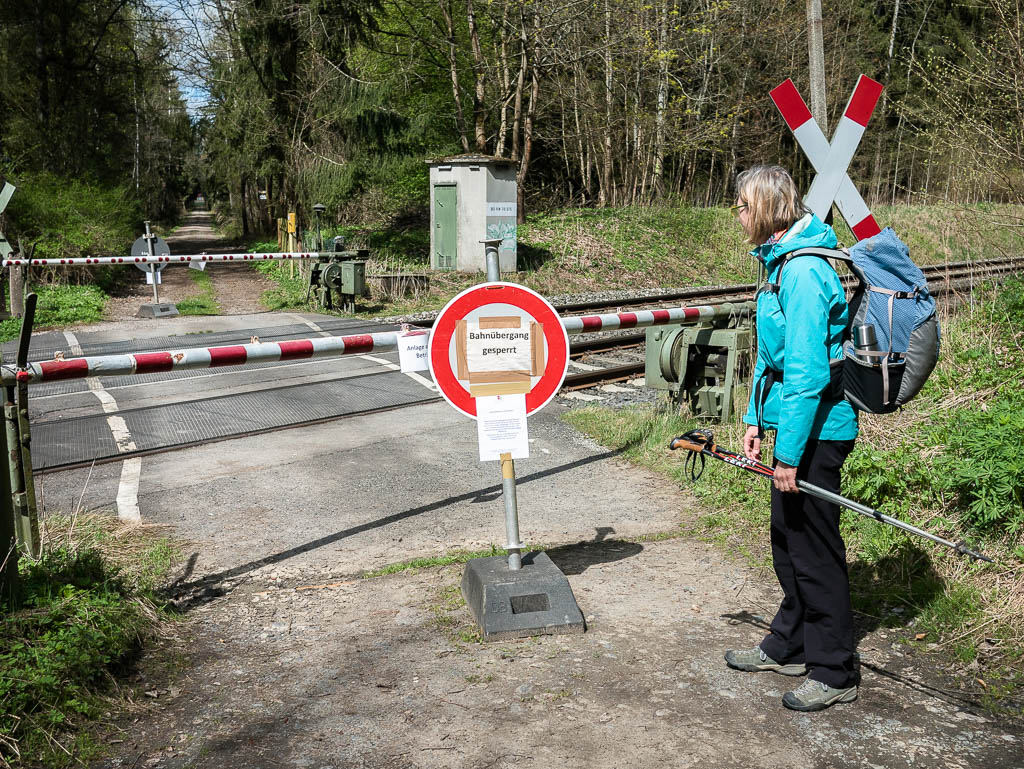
left=0, top=374, right=15, bottom=609
left=10, top=293, right=39, bottom=557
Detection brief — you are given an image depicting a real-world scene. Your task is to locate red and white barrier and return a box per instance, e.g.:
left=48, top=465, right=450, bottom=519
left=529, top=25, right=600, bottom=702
left=2, top=302, right=752, bottom=385
left=770, top=76, right=883, bottom=242
left=561, top=304, right=731, bottom=333
left=1, top=252, right=323, bottom=268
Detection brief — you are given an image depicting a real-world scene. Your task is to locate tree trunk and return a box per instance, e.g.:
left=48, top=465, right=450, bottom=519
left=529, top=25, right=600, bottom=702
left=600, top=0, right=613, bottom=207
left=653, top=0, right=669, bottom=198
left=806, top=0, right=828, bottom=133
left=466, top=0, right=487, bottom=152
left=516, top=13, right=541, bottom=225
left=440, top=0, right=470, bottom=152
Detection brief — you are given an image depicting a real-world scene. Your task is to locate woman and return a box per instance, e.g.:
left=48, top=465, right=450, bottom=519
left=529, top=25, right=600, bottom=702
left=723, top=165, right=859, bottom=712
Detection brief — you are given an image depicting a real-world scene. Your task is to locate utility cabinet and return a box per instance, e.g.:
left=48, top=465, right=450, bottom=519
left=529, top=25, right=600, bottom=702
left=428, top=155, right=518, bottom=272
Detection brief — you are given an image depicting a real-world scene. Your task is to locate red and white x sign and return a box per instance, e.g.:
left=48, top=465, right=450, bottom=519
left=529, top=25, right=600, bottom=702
left=770, top=75, right=884, bottom=242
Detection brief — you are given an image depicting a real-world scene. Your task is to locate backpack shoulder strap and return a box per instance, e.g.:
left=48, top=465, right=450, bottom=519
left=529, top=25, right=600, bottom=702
left=762, top=247, right=851, bottom=295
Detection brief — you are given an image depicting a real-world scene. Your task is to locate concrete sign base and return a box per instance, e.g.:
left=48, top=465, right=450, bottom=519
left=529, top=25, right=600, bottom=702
left=138, top=303, right=179, bottom=319
left=461, top=551, right=585, bottom=642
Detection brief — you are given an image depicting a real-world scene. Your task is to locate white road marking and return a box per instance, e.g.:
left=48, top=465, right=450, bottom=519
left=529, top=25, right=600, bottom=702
left=63, top=330, right=84, bottom=356
left=360, top=354, right=438, bottom=393
left=288, top=313, right=329, bottom=336
left=404, top=371, right=438, bottom=392
left=360, top=354, right=399, bottom=371
left=115, top=458, right=142, bottom=522
left=66, top=331, right=142, bottom=521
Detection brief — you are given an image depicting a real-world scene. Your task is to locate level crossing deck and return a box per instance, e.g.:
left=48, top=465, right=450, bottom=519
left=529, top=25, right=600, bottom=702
left=4, top=314, right=441, bottom=470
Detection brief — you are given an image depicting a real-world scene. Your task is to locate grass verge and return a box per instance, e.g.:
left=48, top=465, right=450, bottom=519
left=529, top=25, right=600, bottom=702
left=0, top=285, right=107, bottom=343
left=563, top=280, right=1024, bottom=712
left=176, top=269, right=220, bottom=316
left=1, top=515, right=181, bottom=767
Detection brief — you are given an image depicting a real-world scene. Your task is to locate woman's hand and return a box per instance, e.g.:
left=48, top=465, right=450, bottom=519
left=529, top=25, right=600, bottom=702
left=742, top=425, right=761, bottom=461
left=773, top=462, right=799, bottom=493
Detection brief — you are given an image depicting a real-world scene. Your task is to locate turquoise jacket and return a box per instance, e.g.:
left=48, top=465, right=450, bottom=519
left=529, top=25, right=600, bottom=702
left=742, top=213, right=859, bottom=465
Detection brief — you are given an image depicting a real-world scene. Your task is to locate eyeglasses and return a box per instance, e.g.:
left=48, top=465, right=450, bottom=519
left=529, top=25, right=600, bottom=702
left=730, top=203, right=748, bottom=216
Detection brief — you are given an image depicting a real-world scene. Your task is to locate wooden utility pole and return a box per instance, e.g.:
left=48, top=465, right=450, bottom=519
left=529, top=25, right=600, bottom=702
left=806, top=0, right=828, bottom=133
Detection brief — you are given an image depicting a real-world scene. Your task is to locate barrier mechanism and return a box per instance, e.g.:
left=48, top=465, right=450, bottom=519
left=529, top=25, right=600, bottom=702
left=645, top=303, right=756, bottom=421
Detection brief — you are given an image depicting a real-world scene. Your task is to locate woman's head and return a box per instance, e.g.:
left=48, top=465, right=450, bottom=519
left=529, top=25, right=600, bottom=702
left=734, top=165, right=807, bottom=245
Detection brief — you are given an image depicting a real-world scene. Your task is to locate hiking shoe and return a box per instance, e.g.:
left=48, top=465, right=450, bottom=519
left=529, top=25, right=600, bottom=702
left=724, top=646, right=807, bottom=676
left=782, top=678, right=858, bottom=712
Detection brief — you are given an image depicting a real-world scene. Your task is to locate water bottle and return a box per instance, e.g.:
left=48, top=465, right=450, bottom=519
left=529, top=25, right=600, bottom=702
left=853, top=324, right=878, bottom=365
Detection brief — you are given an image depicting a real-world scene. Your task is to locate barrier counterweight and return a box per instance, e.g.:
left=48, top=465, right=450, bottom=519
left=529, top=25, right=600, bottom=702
left=1, top=302, right=751, bottom=386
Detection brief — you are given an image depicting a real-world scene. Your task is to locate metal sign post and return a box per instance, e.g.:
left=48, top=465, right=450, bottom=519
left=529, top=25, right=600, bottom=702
left=132, top=223, right=177, bottom=318
left=145, top=223, right=161, bottom=304
left=429, top=282, right=583, bottom=640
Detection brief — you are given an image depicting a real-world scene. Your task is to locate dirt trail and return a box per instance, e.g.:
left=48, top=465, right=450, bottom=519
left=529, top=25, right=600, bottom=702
left=102, top=211, right=278, bottom=322
left=95, top=520, right=1023, bottom=769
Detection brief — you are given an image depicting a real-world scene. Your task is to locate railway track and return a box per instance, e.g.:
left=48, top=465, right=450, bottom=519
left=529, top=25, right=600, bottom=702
left=27, top=255, right=1024, bottom=472
left=559, top=255, right=1024, bottom=389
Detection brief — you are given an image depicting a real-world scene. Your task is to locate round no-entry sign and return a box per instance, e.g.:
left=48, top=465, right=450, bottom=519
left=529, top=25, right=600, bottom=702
left=429, top=282, right=569, bottom=419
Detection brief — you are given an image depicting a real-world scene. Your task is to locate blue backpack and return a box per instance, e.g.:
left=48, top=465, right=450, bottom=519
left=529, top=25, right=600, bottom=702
left=770, top=228, right=940, bottom=414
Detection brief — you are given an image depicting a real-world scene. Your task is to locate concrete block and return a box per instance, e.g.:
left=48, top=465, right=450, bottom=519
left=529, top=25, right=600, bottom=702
left=461, top=551, right=585, bottom=642
left=137, top=303, right=179, bottom=319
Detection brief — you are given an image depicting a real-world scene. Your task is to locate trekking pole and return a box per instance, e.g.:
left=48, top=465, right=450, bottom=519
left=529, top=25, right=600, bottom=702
left=669, top=429, right=994, bottom=563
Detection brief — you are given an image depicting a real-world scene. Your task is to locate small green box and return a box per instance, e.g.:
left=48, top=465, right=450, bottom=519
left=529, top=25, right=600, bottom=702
left=341, top=261, right=366, bottom=295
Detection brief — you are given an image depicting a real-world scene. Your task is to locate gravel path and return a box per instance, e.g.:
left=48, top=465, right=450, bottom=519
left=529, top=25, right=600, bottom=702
left=101, top=212, right=278, bottom=323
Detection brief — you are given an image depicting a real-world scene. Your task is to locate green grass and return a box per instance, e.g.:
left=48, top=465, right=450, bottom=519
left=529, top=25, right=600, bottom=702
left=1, top=515, right=181, bottom=766
left=176, top=269, right=220, bottom=316
left=361, top=545, right=509, bottom=579
left=0, top=285, right=107, bottom=342
left=253, top=259, right=308, bottom=310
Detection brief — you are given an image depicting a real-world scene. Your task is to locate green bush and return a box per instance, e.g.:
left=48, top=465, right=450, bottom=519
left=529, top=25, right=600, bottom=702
left=3, top=172, right=140, bottom=263
left=933, top=395, right=1024, bottom=534
left=0, top=284, right=107, bottom=342
left=1, top=551, right=150, bottom=764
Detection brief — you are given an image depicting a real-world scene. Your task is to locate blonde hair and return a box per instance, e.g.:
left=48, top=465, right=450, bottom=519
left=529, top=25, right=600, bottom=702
left=735, top=166, right=807, bottom=245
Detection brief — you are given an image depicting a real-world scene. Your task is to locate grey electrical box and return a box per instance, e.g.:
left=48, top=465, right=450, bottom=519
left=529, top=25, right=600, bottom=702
left=428, top=155, right=518, bottom=273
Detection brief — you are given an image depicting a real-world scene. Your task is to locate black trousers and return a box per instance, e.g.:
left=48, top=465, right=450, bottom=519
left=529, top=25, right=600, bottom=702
left=758, top=438, right=856, bottom=689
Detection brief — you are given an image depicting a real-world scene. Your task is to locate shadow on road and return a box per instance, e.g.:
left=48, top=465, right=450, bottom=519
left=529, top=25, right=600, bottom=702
left=544, top=526, right=645, bottom=575
left=165, top=448, right=625, bottom=609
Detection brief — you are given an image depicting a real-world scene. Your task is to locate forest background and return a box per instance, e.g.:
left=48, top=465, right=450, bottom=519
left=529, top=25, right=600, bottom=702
left=0, top=0, right=1023, bottom=252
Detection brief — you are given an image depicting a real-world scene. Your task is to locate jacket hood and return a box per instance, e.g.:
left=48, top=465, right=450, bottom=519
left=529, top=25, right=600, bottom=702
left=754, top=213, right=838, bottom=271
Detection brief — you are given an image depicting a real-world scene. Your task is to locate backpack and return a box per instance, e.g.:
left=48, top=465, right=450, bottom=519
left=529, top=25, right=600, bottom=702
left=766, top=227, right=941, bottom=414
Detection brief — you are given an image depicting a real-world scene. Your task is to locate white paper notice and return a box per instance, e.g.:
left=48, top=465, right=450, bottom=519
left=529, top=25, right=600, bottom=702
left=397, top=331, right=429, bottom=372
left=465, top=321, right=532, bottom=373
left=476, top=394, right=529, bottom=461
